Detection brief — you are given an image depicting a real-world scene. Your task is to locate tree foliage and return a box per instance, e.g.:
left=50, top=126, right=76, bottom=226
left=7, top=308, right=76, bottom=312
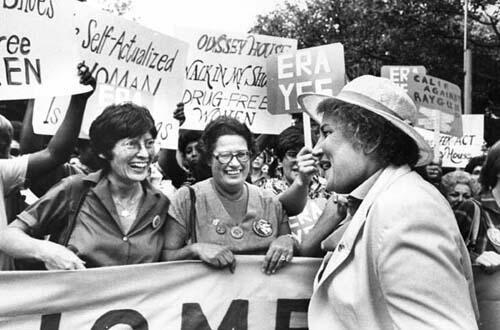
left=250, top=0, right=500, bottom=112
left=86, top=0, right=134, bottom=17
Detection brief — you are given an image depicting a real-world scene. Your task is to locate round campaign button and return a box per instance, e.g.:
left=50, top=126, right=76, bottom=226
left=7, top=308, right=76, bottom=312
left=230, top=226, right=244, bottom=239
left=152, top=215, right=161, bottom=229
left=252, top=219, right=273, bottom=237
left=216, top=225, right=226, bottom=235
left=487, top=227, right=500, bottom=250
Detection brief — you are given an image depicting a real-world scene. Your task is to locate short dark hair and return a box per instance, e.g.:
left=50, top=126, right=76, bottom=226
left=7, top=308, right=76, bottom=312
left=89, top=103, right=157, bottom=169
left=317, top=99, right=419, bottom=168
left=198, top=116, right=255, bottom=165
left=464, top=155, right=486, bottom=174
left=178, top=130, right=202, bottom=155
left=480, top=140, right=500, bottom=191
left=276, top=126, right=304, bottom=160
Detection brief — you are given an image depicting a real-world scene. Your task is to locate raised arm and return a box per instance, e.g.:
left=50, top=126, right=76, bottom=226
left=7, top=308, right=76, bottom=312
left=26, top=64, right=95, bottom=180
left=19, top=100, right=45, bottom=154
left=278, top=146, right=317, bottom=216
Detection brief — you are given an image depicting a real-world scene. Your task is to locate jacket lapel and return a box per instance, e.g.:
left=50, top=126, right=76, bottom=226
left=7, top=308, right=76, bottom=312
left=315, top=165, right=411, bottom=288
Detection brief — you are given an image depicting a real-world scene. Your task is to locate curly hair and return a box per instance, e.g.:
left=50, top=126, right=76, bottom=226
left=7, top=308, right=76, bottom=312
left=480, top=140, right=500, bottom=191
left=198, top=116, right=255, bottom=165
left=89, top=103, right=157, bottom=170
left=316, top=99, right=420, bottom=168
left=441, top=170, right=480, bottom=197
left=276, top=126, right=304, bottom=161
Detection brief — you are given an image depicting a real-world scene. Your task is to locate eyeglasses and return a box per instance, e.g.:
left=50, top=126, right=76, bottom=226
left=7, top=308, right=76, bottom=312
left=284, top=150, right=299, bottom=160
left=121, top=138, right=156, bottom=152
left=213, top=150, right=250, bottom=164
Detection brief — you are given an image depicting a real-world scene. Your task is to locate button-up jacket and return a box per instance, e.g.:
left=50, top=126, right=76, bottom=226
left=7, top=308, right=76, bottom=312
left=308, top=165, right=478, bottom=329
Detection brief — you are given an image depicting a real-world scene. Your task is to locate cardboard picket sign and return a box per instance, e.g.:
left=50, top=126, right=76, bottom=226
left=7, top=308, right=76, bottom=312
left=0, top=0, right=90, bottom=100
left=33, top=84, right=155, bottom=140
left=380, top=65, right=426, bottom=92
left=175, top=27, right=296, bottom=134
left=266, top=43, right=345, bottom=115
left=32, top=2, right=188, bottom=149
left=407, top=73, right=463, bottom=137
left=415, top=115, right=484, bottom=168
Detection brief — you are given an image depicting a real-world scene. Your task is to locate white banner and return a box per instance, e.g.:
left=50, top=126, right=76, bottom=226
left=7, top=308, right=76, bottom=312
left=0, top=256, right=321, bottom=329
left=175, top=28, right=296, bottom=134
left=0, top=0, right=89, bottom=100
left=32, top=3, right=189, bottom=148
left=416, top=115, right=484, bottom=167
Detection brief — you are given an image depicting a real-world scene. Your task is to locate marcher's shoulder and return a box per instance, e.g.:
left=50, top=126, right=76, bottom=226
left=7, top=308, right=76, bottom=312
left=381, top=171, right=447, bottom=207
left=172, top=185, right=191, bottom=202
left=372, top=171, right=454, bottom=228
left=47, top=173, right=89, bottom=192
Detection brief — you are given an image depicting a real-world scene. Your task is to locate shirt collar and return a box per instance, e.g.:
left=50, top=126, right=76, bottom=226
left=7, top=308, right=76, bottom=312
left=349, top=168, right=383, bottom=200
left=83, top=169, right=161, bottom=198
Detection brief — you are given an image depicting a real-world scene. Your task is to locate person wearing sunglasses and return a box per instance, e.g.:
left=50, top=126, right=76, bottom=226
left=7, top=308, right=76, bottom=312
left=164, top=116, right=316, bottom=274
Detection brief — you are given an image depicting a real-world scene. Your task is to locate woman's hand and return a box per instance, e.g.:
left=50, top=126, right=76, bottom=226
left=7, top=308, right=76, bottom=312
left=476, top=251, right=500, bottom=270
left=173, top=102, right=186, bottom=126
left=296, top=146, right=318, bottom=186
left=192, top=243, right=236, bottom=272
left=38, top=241, right=86, bottom=270
left=262, top=235, right=295, bottom=275
left=77, top=61, right=96, bottom=99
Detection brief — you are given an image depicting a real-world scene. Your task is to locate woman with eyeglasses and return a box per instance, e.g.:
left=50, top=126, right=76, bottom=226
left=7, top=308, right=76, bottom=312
left=164, top=116, right=312, bottom=274
left=0, top=103, right=171, bottom=269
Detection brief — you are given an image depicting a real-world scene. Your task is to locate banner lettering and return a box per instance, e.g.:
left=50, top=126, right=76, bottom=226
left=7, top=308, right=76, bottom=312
left=0, top=256, right=321, bottom=329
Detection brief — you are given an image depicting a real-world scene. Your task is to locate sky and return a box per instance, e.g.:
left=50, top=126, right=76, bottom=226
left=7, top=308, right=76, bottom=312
left=124, top=0, right=290, bottom=35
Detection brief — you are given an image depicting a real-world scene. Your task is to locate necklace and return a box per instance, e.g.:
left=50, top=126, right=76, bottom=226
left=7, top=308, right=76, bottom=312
left=112, top=187, right=143, bottom=219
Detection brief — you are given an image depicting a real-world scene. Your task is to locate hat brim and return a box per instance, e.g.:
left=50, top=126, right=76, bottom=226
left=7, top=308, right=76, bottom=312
left=297, top=93, right=433, bottom=167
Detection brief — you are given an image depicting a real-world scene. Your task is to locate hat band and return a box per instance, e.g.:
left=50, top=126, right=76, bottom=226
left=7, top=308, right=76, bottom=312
left=336, top=90, right=409, bottom=123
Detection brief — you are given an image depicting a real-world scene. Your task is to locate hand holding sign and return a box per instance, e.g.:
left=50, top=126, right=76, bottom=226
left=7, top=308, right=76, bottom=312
left=76, top=62, right=96, bottom=99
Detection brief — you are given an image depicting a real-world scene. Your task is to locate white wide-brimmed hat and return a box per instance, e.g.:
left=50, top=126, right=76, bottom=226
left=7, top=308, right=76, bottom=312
left=297, top=75, right=432, bottom=167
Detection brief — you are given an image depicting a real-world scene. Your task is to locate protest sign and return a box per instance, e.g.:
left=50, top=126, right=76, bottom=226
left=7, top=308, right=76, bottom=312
left=32, top=3, right=188, bottom=148
left=408, top=73, right=463, bottom=137
left=380, top=65, right=426, bottom=92
left=175, top=28, right=296, bottom=134
left=0, top=256, right=321, bottom=329
left=415, top=115, right=484, bottom=167
left=0, top=0, right=89, bottom=100
left=267, top=43, right=345, bottom=114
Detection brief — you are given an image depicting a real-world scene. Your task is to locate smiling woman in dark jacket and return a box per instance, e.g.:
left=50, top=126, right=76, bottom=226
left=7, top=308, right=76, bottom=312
left=0, top=103, right=170, bottom=270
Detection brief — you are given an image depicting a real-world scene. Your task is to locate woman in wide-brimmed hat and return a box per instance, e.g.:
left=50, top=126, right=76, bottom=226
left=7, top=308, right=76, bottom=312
left=298, top=75, right=478, bottom=329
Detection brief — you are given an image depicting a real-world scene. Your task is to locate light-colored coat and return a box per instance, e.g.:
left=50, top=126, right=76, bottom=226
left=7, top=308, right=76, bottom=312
left=308, top=165, right=478, bottom=330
